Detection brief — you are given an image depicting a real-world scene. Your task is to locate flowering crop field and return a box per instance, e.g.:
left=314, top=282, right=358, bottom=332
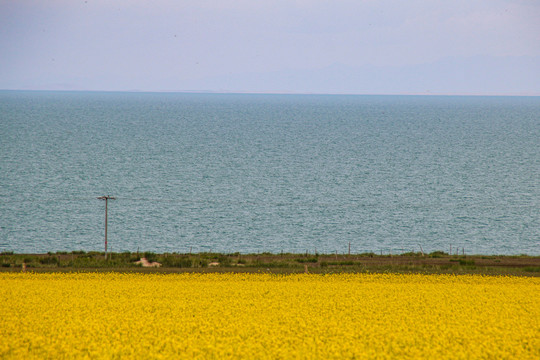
left=1, top=273, right=538, bottom=359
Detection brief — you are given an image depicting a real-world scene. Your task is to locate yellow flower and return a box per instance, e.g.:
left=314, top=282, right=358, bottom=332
left=0, top=272, right=538, bottom=359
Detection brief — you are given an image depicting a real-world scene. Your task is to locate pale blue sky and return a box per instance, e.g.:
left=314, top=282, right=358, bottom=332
left=1, top=0, right=539, bottom=94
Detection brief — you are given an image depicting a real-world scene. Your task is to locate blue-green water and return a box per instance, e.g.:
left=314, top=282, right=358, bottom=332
left=1, top=91, right=539, bottom=254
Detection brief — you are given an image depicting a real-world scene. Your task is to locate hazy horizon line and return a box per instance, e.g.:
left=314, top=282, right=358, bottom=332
left=1, top=88, right=539, bottom=97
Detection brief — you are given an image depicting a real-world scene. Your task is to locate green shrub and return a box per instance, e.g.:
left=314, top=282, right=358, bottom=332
left=259, top=261, right=291, bottom=268
left=429, top=251, right=448, bottom=258
left=143, top=252, right=157, bottom=262
left=244, top=260, right=299, bottom=268
left=400, top=252, right=423, bottom=257
left=320, top=261, right=354, bottom=266
left=40, top=256, right=59, bottom=265
left=158, top=256, right=193, bottom=268
left=217, top=255, right=232, bottom=267
left=198, top=259, right=208, bottom=267
left=438, top=264, right=455, bottom=270
left=358, top=252, right=376, bottom=257
left=72, top=256, right=101, bottom=267
left=296, top=257, right=318, bottom=263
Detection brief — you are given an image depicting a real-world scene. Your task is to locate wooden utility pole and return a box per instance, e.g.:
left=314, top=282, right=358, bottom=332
left=97, top=196, right=116, bottom=259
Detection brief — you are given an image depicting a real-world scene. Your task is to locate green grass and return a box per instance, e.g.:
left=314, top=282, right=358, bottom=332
left=320, top=261, right=355, bottom=267
left=0, top=251, right=538, bottom=276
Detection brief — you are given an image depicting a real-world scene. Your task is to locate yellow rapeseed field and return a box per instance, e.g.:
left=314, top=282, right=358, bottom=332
left=0, top=272, right=538, bottom=359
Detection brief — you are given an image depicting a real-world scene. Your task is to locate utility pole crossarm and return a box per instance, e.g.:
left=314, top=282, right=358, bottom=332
left=97, top=196, right=116, bottom=200
left=97, top=195, right=116, bottom=259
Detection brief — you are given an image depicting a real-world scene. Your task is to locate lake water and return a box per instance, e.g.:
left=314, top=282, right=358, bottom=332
left=1, top=91, right=539, bottom=255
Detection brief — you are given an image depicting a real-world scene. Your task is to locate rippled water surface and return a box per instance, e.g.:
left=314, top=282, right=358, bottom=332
left=1, top=91, right=539, bottom=254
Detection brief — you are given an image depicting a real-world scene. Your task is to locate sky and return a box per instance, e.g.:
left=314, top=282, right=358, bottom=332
left=1, top=0, right=539, bottom=95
